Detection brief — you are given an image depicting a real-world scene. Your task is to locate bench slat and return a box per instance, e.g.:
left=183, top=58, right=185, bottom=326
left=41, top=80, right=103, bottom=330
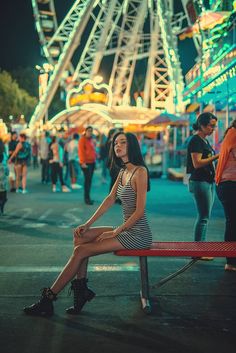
left=115, top=241, right=236, bottom=257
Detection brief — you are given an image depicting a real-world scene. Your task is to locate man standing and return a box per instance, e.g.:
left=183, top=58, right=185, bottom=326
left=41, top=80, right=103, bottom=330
left=78, top=126, right=96, bottom=205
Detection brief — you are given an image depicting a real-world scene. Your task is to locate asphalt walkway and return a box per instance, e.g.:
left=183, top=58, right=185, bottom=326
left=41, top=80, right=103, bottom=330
left=0, top=166, right=235, bottom=353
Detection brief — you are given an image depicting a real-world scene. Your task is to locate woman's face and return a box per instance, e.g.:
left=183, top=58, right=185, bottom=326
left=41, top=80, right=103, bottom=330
left=114, top=134, right=128, bottom=159
left=201, top=118, right=217, bottom=136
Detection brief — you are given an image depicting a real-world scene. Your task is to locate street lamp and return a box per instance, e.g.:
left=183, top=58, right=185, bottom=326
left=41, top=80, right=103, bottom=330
left=35, top=63, right=54, bottom=124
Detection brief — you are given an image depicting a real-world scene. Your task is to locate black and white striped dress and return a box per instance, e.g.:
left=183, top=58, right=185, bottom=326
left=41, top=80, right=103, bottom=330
left=116, top=168, right=152, bottom=249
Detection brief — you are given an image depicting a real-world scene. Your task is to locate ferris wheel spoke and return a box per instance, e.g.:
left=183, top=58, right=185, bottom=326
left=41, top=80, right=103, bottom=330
left=72, top=0, right=123, bottom=82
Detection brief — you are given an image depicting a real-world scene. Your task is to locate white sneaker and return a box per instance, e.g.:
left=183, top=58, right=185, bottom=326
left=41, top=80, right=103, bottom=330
left=52, top=185, right=56, bottom=192
left=22, top=189, right=28, bottom=194
left=71, top=183, right=82, bottom=189
left=16, top=188, right=22, bottom=193
left=62, top=185, right=71, bottom=193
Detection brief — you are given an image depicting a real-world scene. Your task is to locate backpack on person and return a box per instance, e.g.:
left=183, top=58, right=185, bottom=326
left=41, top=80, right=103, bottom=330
left=17, top=142, right=31, bottom=162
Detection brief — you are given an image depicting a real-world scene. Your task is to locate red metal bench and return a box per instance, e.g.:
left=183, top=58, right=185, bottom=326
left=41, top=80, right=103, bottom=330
left=114, top=241, right=236, bottom=314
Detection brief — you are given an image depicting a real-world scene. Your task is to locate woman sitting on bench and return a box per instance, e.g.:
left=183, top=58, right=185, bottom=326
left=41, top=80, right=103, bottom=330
left=23, top=132, right=152, bottom=317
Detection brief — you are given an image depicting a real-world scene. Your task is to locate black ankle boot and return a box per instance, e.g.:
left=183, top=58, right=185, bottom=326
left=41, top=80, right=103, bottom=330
left=23, top=288, right=57, bottom=317
left=66, top=278, right=95, bottom=315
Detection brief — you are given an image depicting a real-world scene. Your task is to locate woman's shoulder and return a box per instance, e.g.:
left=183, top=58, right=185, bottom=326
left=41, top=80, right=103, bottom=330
left=188, top=134, right=204, bottom=148
left=189, top=134, right=200, bottom=143
left=133, top=166, right=147, bottom=176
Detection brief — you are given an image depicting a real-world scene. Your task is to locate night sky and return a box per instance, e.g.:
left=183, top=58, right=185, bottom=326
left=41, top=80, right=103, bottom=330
left=0, top=1, right=41, bottom=70
left=0, top=0, right=196, bottom=75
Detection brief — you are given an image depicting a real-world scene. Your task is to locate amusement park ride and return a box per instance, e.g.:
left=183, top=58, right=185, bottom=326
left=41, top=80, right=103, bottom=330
left=29, top=0, right=235, bottom=133
left=29, top=0, right=191, bottom=132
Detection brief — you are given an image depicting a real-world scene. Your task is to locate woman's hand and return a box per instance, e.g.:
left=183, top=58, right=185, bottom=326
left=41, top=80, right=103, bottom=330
left=73, top=223, right=89, bottom=246
left=96, top=231, right=116, bottom=242
left=74, top=223, right=89, bottom=238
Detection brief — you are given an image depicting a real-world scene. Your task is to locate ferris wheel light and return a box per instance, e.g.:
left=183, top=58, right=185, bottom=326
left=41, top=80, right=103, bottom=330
left=43, top=63, right=53, bottom=72
left=35, top=65, right=41, bottom=71
left=93, top=75, right=103, bottom=84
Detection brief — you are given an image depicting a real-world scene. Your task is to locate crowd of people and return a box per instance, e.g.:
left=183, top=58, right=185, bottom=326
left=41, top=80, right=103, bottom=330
left=0, top=126, right=127, bottom=212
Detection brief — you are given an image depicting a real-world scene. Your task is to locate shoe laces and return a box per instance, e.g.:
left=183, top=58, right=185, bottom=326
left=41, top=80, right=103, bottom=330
left=41, top=287, right=57, bottom=301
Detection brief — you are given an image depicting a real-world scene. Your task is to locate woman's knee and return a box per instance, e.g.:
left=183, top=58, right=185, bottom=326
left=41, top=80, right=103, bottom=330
left=72, top=244, right=89, bottom=259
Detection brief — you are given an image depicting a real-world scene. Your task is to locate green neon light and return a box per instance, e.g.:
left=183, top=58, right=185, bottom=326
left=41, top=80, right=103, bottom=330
left=183, top=63, right=236, bottom=100
left=184, top=45, right=236, bottom=92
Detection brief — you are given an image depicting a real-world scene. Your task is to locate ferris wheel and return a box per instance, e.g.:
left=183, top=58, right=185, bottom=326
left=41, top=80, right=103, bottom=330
left=30, top=0, right=188, bottom=130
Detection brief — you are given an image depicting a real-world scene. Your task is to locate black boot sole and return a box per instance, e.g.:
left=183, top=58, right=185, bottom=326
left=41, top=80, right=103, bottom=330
left=23, top=308, right=54, bottom=317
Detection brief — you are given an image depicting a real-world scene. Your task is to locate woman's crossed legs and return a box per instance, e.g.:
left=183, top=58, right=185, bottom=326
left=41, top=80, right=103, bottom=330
left=50, top=226, right=125, bottom=295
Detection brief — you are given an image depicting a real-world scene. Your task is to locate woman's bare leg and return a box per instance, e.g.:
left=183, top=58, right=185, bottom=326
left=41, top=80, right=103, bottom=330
left=76, top=258, right=88, bottom=279
left=22, top=164, right=27, bottom=190
left=73, top=226, right=113, bottom=279
left=50, top=235, right=124, bottom=294
left=15, top=164, right=21, bottom=189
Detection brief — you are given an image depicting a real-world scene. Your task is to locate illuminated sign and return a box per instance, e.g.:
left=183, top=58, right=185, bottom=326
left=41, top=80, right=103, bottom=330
left=66, top=79, right=112, bottom=108
left=184, top=47, right=236, bottom=98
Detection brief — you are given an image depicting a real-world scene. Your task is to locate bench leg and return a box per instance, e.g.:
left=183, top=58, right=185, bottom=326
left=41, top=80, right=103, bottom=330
left=139, top=256, right=152, bottom=314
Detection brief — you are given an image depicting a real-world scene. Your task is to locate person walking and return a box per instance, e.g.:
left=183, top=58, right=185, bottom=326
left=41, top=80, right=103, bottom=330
left=186, top=112, right=219, bottom=246
left=23, top=132, right=152, bottom=317
left=8, top=133, right=31, bottom=194
left=49, top=136, right=70, bottom=193
left=78, top=126, right=96, bottom=205
left=67, top=133, right=82, bottom=189
left=215, top=119, right=236, bottom=272
left=31, top=138, right=39, bottom=169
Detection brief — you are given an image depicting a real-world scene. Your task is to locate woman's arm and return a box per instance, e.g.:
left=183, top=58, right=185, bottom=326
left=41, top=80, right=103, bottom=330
left=113, top=167, right=147, bottom=236
left=8, top=142, right=22, bottom=162
left=191, top=152, right=219, bottom=169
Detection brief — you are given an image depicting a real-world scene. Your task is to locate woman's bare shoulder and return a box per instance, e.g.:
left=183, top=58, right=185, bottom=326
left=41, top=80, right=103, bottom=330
left=134, top=166, right=147, bottom=177
left=136, top=166, right=147, bottom=172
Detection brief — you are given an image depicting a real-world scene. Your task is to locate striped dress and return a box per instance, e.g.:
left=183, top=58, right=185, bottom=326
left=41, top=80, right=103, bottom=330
left=116, top=168, right=152, bottom=249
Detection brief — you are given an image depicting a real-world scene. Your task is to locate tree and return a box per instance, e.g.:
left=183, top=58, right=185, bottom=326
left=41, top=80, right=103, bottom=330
left=12, top=67, right=66, bottom=119
left=0, top=69, right=37, bottom=124
left=11, top=67, right=38, bottom=98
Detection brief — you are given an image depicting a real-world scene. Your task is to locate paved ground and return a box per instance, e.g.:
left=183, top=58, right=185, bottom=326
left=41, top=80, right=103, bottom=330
left=1, top=166, right=236, bottom=353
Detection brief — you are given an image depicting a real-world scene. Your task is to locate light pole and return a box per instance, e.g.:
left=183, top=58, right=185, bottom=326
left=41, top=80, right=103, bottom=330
left=35, top=63, right=54, bottom=125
